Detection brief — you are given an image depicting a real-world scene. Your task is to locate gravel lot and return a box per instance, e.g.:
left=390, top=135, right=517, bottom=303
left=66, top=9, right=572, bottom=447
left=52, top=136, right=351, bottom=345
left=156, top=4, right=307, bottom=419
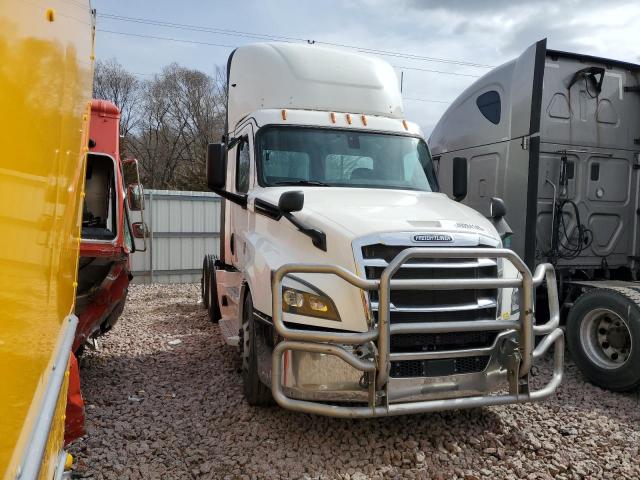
left=70, top=283, right=640, bottom=480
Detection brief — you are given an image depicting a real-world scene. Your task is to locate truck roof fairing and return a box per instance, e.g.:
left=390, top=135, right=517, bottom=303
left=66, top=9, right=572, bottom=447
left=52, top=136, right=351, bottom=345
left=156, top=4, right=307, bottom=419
left=226, top=42, right=404, bottom=133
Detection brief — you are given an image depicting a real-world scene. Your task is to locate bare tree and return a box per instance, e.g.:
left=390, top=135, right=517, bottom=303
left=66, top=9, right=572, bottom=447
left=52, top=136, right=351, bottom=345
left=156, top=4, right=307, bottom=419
left=93, top=59, right=226, bottom=190
left=93, top=59, right=140, bottom=156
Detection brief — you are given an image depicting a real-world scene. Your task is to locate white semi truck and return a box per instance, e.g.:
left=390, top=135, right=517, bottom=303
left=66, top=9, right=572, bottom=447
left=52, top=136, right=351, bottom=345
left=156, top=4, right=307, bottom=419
left=201, top=42, right=563, bottom=417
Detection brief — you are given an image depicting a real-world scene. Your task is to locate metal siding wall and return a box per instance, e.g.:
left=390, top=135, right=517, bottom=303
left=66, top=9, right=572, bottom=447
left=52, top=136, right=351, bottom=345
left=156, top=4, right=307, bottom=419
left=131, top=190, right=220, bottom=284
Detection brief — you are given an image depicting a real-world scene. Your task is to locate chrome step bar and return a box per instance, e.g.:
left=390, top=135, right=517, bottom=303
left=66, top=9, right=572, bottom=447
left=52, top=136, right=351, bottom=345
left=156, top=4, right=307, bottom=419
left=270, top=248, right=563, bottom=418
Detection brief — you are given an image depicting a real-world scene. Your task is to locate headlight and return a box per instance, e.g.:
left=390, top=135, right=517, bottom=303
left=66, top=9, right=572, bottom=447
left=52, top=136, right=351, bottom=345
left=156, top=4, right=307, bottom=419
left=282, top=287, right=340, bottom=321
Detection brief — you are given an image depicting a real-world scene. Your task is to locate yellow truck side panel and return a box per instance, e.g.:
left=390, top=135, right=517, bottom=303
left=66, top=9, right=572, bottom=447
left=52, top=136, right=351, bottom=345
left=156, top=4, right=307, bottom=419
left=0, top=0, right=94, bottom=477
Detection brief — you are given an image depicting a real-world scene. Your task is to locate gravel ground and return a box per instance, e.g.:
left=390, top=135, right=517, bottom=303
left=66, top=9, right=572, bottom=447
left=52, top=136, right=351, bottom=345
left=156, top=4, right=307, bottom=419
left=69, top=283, right=640, bottom=480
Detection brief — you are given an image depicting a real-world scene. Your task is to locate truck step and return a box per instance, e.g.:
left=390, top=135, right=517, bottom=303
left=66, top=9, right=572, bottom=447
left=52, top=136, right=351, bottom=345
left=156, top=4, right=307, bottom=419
left=219, top=318, right=239, bottom=346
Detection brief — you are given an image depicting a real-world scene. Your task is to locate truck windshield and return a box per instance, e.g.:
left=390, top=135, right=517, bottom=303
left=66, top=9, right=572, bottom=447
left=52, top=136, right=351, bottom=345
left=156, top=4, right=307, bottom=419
left=257, top=127, right=438, bottom=192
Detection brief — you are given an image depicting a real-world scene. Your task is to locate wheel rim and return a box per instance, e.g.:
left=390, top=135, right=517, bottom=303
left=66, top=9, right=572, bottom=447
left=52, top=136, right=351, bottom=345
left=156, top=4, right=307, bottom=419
left=579, top=308, right=632, bottom=369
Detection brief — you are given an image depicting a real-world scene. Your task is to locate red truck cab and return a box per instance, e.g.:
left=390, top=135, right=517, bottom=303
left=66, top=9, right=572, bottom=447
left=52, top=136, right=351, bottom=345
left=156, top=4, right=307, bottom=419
left=74, top=99, right=145, bottom=353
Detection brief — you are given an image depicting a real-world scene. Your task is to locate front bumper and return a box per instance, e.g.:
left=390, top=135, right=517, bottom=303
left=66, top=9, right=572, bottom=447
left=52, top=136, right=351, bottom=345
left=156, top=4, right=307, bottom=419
left=271, top=248, right=563, bottom=417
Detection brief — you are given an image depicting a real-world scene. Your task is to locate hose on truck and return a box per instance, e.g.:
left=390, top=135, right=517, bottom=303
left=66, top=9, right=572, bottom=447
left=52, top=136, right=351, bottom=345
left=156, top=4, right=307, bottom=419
left=543, top=151, right=593, bottom=265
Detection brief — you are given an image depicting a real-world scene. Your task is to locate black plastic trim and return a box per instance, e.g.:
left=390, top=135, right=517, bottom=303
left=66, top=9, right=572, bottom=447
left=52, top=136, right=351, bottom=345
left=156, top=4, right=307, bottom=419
left=254, top=198, right=282, bottom=220
left=529, top=38, right=547, bottom=136
left=523, top=39, right=547, bottom=270
left=254, top=197, right=326, bottom=251
left=283, top=212, right=327, bottom=252
left=524, top=136, right=541, bottom=269
left=212, top=188, right=247, bottom=209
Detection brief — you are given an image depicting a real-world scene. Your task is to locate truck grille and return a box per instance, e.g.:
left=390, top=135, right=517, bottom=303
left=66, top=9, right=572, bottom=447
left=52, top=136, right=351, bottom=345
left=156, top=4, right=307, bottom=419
left=362, top=243, right=500, bottom=378
left=390, top=331, right=498, bottom=353
left=390, top=356, right=490, bottom=378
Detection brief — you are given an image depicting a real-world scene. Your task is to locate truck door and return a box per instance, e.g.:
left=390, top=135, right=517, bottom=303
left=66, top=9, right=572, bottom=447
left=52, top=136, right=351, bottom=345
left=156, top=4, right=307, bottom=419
left=226, top=123, right=254, bottom=270
left=216, top=123, right=254, bottom=327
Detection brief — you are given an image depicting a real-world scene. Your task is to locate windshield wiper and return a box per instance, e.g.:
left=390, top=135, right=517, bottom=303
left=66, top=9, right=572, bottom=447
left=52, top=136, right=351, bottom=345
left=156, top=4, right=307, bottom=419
left=273, top=180, right=330, bottom=187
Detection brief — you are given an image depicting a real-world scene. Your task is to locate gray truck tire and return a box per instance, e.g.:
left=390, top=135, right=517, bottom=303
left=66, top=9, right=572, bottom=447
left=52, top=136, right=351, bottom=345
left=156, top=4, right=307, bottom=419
left=566, top=287, right=640, bottom=391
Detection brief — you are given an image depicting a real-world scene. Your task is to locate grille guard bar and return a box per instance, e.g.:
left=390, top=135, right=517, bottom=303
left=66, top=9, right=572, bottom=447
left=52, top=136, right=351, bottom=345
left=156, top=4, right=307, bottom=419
left=270, top=248, right=563, bottom=417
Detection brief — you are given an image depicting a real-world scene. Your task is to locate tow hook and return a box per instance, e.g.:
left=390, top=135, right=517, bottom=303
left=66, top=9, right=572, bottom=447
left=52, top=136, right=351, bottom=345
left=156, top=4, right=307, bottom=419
left=499, top=337, right=529, bottom=398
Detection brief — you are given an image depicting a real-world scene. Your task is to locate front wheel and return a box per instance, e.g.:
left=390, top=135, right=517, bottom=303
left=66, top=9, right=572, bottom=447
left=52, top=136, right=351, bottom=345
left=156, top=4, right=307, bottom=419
left=240, top=291, right=273, bottom=406
left=566, top=287, right=640, bottom=391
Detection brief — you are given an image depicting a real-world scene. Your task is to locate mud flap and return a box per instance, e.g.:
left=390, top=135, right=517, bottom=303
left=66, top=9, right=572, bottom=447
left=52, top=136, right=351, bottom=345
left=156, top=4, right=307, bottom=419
left=64, top=353, right=85, bottom=444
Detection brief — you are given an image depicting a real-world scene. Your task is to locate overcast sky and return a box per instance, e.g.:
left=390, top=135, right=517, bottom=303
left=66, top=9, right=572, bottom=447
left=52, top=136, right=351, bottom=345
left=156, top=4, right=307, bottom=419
left=92, top=0, right=640, bottom=135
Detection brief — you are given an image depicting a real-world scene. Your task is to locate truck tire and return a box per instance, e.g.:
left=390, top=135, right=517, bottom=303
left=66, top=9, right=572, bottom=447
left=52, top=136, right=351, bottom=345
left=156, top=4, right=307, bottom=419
left=207, top=255, right=221, bottom=323
left=566, top=287, right=640, bottom=391
left=202, top=256, right=210, bottom=309
left=240, top=291, right=273, bottom=406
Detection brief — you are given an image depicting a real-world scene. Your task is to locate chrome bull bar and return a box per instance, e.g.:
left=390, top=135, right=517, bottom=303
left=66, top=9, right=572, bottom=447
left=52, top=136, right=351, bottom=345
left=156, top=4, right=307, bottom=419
left=271, top=248, right=563, bottom=417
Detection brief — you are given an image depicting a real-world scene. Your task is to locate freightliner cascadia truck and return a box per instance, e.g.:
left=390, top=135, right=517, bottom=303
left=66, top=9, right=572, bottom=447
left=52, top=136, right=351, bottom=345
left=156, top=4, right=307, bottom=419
left=430, top=39, right=640, bottom=391
left=202, top=42, right=564, bottom=417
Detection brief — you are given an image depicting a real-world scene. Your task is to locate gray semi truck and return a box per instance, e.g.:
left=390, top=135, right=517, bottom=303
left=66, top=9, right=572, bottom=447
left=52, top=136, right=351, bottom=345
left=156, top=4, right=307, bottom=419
left=430, top=38, right=640, bottom=391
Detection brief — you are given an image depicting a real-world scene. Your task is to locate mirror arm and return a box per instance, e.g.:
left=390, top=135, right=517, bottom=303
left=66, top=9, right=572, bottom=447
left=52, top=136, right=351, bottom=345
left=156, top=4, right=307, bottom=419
left=212, top=188, right=247, bottom=209
left=124, top=204, right=137, bottom=253
left=254, top=198, right=282, bottom=220
left=283, top=212, right=327, bottom=252
left=226, top=136, right=241, bottom=150
left=252, top=197, right=326, bottom=251
left=492, top=216, right=513, bottom=240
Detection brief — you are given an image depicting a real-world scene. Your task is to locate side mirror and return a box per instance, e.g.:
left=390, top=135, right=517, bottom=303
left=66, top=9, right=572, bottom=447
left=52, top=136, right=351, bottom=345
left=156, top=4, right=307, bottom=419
left=132, top=221, right=148, bottom=239
left=207, top=143, right=227, bottom=190
left=127, top=183, right=144, bottom=211
left=452, top=157, right=468, bottom=201
left=490, top=197, right=507, bottom=218
left=278, top=190, right=304, bottom=213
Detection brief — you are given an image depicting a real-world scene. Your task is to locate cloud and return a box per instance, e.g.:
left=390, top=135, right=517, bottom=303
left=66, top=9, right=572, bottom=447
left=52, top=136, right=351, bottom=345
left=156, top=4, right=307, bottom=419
left=93, top=0, right=640, bottom=136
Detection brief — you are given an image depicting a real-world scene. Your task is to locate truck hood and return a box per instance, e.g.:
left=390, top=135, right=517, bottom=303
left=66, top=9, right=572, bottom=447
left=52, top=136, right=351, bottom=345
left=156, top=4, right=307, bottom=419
left=254, top=187, right=501, bottom=244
